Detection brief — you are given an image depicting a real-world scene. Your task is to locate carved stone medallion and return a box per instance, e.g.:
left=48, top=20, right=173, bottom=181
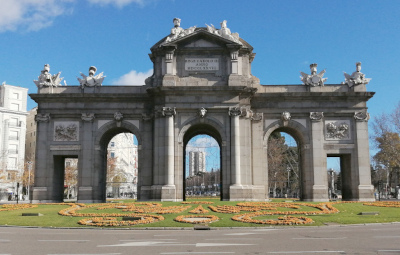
left=310, top=112, right=324, bottom=122
left=162, top=107, right=176, bottom=117
left=354, top=111, right=370, bottom=122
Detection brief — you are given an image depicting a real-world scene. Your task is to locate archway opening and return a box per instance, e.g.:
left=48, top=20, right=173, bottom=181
left=183, top=124, right=222, bottom=201
left=268, top=131, right=300, bottom=199
left=64, top=158, right=78, bottom=201
left=185, top=135, right=221, bottom=199
left=105, top=132, right=138, bottom=200
left=327, top=155, right=352, bottom=200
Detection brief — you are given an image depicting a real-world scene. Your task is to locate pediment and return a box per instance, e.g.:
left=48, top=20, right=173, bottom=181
left=183, top=38, right=222, bottom=48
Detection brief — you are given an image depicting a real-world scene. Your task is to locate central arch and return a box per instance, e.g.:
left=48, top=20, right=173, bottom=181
left=178, top=118, right=227, bottom=201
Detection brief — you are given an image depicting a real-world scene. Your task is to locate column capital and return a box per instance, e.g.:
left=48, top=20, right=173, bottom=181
left=81, top=113, right=95, bottom=122
left=354, top=111, right=370, bottom=122
left=162, top=107, right=176, bottom=117
left=228, top=107, right=241, bottom=117
left=310, top=112, right=324, bottom=122
left=35, top=113, right=50, bottom=122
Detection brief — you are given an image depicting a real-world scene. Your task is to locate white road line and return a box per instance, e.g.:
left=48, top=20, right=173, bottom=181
left=48, top=254, right=121, bottom=255
left=374, top=236, right=400, bottom=238
left=0, top=239, right=10, bottom=242
left=292, top=237, right=347, bottom=240
left=98, top=241, right=188, bottom=247
left=205, top=238, right=262, bottom=240
left=161, top=253, right=234, bottom=254
left=39, top=240, right=90, bottom=242
left=118, top=239, right=177, bottom=241
left=196, top=243, right=254, bottom=247
left=377, top=250, right=400, bottom=252
left=224, top=233, right=258, bottom=236
left=267, top=251, right=345, bottom=254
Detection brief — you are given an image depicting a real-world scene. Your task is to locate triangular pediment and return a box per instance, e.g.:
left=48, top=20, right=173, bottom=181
left=183, top=38, right=222, bottom=48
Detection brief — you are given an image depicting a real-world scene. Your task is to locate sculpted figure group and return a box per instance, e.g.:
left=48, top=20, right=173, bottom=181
left=34, top=65, right=105, bottom=88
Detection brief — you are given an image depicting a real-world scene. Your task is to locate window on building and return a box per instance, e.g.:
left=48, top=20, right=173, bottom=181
left=9, top=118, right=19, bottom=126
left=111, top=152, right=115, bottom=158
left=10, top=103, right=20, bottom=111
left=111, top=142, right=115, bottom=147
left=12, top=93, right=19, bottom=99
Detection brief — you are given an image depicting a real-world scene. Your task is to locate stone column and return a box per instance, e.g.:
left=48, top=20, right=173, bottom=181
left=79, top=113, right=96, bottom=202
left=32, top=113, right=51, bottom=202
left=162, top=107, right=176, bottom=186
left=354, top=112, right=374, bottom=201
left=310, top=112, right=329, bottom=202
left=229, top=107, right=241, bottom=186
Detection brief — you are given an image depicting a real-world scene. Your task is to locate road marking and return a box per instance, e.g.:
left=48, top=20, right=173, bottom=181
left=205, top=238, right=261, bottom=240
left=377, top=250, right=400, bottom=252
left=161, top=253, right=234, bottom=254
left=292, top=237, right=347, bottom=240
left=0, top=239, right=10, bottom=242
left=48, top=254, right=121, bottom=255
left=118, top=239, right=177, bottom=241
left=374, top=236, right=400, bottom=238
left=39, top=240, right=90, bottom=242
left=196, top=243, right=254, bottom=247
left=224, top=233, right=258, bottom=236
left=98, top=241, right=186, bottom=247
left=267, top=251, right=345, bottom=254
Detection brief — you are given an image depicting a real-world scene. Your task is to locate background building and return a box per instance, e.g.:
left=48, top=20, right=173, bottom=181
left=25, top=107, right=37, bottom=162
left=189, top=151, right=206, bottom=177
left=0, top=83, right=28, bottom=201
left=106, top=133, right=138, bottom=198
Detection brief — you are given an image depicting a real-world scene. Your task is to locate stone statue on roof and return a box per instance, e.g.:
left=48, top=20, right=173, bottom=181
left=300, top=63, right=327, bottom=86
left=343, top=62, right=371, bottom=87
left=34, top=64, right=63, bottom=88
left=165, top=18, right=196, bottom=43
left=206, top=20, right=241, bottom=44
left=77, top=66, right=105, bottom=87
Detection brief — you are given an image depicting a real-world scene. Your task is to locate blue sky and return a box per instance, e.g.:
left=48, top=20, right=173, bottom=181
left=1, top=0, right=399, bottom=163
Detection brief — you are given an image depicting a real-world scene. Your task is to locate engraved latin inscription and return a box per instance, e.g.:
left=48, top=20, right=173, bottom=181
left=185, top=58, right=219, bottom=71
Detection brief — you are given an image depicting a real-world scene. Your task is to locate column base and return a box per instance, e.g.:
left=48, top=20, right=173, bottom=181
left=229, top=185, right=266, bottom=201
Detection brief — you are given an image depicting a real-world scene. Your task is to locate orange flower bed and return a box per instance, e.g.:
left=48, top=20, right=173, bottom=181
left=0, top=204, right=37, bottom=211
left=174, top=214, right=219, bottom=224
left=189, top=205, right=209, bottom=214
left=78, top=214, right=164, bottom=227
left=232, top=213, right=313, bottom=225
left=181, top=201, right=214, bottom=204
left=208, top=205, right=241, bottom=213
left=364, top=201, right=400, bottom=208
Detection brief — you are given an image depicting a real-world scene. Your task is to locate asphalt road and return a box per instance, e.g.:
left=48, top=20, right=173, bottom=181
left=1, top=224, right=400, bottom=255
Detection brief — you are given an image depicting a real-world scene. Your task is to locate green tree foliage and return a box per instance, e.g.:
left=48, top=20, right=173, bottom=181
left=372, top=101, right=400, bottom=188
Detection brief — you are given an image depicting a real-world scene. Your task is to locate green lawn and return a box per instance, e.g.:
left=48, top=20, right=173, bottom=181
left=0, top=199, right=399, bottom=228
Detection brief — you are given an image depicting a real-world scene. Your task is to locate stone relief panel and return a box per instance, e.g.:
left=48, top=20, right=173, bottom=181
left=54, top=121, right=79, bottom=141
left=325, top=120, right=351, bottom=140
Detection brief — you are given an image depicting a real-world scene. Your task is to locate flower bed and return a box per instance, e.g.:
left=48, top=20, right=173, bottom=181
left=174, top=214, right=219, bottom=224
left=189, top=205, right=209, bottom=214
left=0, top=204, right=37, bottom=211
left=78, top=214, right=164, bottom=227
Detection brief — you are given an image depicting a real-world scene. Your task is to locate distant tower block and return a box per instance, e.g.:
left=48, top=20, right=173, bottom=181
left=189, top=151, right=206, bottom=176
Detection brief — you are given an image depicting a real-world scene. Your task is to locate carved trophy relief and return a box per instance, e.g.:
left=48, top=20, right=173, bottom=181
left=344, top=62, right=371, bottom=87
left=54, top=122, right=79, bottom=141
left=300, top=63, right=327, bottom=87
left=325, top=120, right=351, bottom=140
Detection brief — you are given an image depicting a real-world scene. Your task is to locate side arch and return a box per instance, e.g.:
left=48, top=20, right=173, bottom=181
left=263, top=120, right=311, bottom=200
left=92, top=120, right=143, bottom=201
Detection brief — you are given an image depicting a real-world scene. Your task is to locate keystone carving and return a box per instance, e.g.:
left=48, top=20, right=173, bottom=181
left=199, top=108, right=207, bottom=118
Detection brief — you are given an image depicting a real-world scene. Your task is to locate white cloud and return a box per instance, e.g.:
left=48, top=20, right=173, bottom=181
left=0, top=0, right=73, bottom=32
left=112, top=69, right=153, bottom=85
left=87, top=0, right=145, bottom=8
left=187, top=136, right=219, bottom=153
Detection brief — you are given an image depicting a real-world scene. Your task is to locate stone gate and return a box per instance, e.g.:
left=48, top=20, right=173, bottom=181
left=31, top=19, right=375, bottom=202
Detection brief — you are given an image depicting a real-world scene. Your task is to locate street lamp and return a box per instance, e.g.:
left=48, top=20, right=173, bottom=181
left=287, top=166, right=291, bottom=198
left=27, top=161, right=33, bottom=202
left=328, top=168, right=335, bottom=199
